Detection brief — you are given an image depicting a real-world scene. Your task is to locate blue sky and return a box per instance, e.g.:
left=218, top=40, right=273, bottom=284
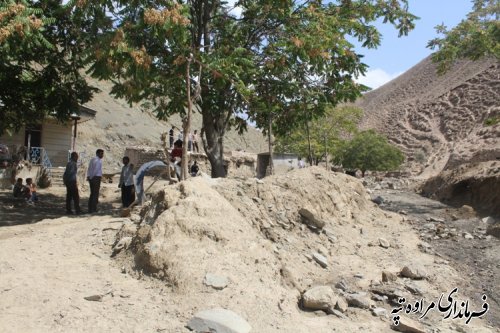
left=355, top=0, right=474, bottom=89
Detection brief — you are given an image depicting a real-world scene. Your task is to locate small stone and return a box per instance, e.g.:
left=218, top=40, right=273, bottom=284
left=372, top=196, right=384, bottom=205
left=382, top=271, right=397, bottom=283
left=463, top=233, right=474, bottom=240
left=400, top=266, right=427, bottom=280
left=302, top=286, right=337, bottom=311
left=379, top=238, right=390, bottom=249
left=204, top=273, right=229, bottom=290
left=345, top=293, right=373, bottom=309
left=299, top=208, right=326, bottom=229
left=312, top=253, right=328, bottom=268
left=334, top=280, right=349, bottom=292
left=428, top=216, right=444, bottom=223
left=187, top=308, right=251, bottom=333
left=84, top=295, right=103, bottom=302
left=335, top=297, right=349, bottom=313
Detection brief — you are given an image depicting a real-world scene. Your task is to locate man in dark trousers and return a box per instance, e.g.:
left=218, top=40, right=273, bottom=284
left=169, top=126, right=175, bottom=148
left=86, top=149, right=104, bottom=213
left=118, top=156, right=135, bottom=208
left=63, top=152, right=81, bottom=214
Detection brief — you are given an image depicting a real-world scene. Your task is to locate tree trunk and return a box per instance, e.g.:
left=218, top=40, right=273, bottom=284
left=181, top=55, right=193, bottom=181
left=202, top=109, right=226, bottom=178
left=160, top=132, right=172, bottom=181
left=267, top=114, right=274, bottom=176
left=324, top=133, right=328, bottom=171
left=305, top=121, right=313, bottom=166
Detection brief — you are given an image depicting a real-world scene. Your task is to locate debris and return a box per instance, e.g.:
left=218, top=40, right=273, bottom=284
left=312, top=252, right=328, bottom=268
left=204, top=273, right=229, bottom=290
left=187, top=308, right=251, bottom=333
left=298, top=208, right=326, bottom=230
left=400, top=266, right=427, bottom=280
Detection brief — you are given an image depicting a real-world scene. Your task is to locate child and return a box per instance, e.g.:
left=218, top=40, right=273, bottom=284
left=25, top=178, right=38, bottom=203
left=13, top=178, right=25, bottom=198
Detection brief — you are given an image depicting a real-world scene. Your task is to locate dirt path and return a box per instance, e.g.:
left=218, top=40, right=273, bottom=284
left=371, top=186, right=500, bottom=328
left=0, top=214, right=189, bottom=333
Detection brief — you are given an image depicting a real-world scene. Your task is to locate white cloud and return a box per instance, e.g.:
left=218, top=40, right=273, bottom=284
left=356, top=69, right=402, bottom=90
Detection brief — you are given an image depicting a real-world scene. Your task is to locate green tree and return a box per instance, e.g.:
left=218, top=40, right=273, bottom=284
left=335, top=129, right=404, bottom=177
left=0, top=1, right=99, bottom=135
left=83, top=0, right=416, bottom=177
left=428, top=0, right=500, bottom=74
left=275, top=105, right=363, bottom=165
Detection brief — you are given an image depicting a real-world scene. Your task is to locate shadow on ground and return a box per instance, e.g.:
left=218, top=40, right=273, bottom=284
left=0, top=189, right=69, bottom=227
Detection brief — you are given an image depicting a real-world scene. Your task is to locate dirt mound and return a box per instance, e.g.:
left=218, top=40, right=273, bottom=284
left=420, top=161, right=500, bottom=216
left=112, top=167, right=495, bottom=332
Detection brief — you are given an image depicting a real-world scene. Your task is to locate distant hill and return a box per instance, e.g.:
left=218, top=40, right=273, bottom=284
left=356, top=56, right=499, bottom=215
left=77, top=78, right=267, bottom=173
left=357, top=56, right=499, bottom=177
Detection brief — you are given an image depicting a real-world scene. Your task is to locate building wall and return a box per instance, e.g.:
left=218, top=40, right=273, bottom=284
left=257, top=153, right=298, bottom=178
left=41, top=120, right=72, bottom=167
left=0, top=120, right=72, bottom=167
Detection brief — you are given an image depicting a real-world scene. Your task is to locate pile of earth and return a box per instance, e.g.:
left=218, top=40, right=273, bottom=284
left=110, top=167, right=496, bottom=332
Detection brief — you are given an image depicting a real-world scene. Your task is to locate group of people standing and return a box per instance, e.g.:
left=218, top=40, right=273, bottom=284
left=43, top=126, right=201, bottom=216
left=168, top=126, right=200, bottom=153
left=63, top=149, right=135, bottom=215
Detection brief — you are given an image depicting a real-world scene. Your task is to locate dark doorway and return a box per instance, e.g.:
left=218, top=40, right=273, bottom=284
left=24, top=125, right=42, bottom=162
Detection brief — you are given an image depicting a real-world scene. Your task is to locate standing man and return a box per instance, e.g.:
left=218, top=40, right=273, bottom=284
left=63, top=152, right=81, bottom=214
left=119, top=156, right=135, bottom=208
left=169, top=126, right=175, bottom=148
left=87, top=149, right=104, bottom=213
left=192, top=129, right=200, bottom=153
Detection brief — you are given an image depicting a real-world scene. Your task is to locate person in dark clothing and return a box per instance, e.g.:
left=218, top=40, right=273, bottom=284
left=63, top=152, right=81, bottom=214
left=169, top=126, right=175, bottom=148
left=118, top=156, right=135, bottom=208
left=190, top=161, right=199, bottom=177
left=13, top=178, right=26, bottom=198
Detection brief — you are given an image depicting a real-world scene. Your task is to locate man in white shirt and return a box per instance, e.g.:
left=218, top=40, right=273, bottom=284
left=87, top=149, right=104, bottom=213
left=118, top=156, right=135, bottom=208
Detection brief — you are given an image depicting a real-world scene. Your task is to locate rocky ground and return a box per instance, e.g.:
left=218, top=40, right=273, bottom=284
left=0, top=168, right=498, bottom=333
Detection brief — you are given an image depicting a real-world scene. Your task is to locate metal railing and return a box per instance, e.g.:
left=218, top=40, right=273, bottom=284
left=29, top=147, right=52, bottom=177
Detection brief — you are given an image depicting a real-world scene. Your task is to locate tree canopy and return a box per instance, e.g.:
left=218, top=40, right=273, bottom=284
left=334, top=129, right=404, bottom=176
left=275, top=105, right=363, bottom=165
left=82, top=0, right=416, bottom=177
left=428, top=0, right=500, bottom=73
left=0, top=0, right=98, bottom=135
left=2, top=1, right=417, bottom=177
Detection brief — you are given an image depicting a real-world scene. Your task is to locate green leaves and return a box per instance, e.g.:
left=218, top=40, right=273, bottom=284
left=275, top=105, right=363, bottom=164
left=428, top=0, right=500, bottom=74
left=334, top=130, right=404, bottom=175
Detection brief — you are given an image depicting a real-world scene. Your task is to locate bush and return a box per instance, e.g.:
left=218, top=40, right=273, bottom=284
left=336, top=130, right=404, bottom=177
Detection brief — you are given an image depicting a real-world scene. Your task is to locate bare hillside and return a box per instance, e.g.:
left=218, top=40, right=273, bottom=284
left=77, top=78, right=267, bottom=173
left=356, top=57, right=499, bottom=215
